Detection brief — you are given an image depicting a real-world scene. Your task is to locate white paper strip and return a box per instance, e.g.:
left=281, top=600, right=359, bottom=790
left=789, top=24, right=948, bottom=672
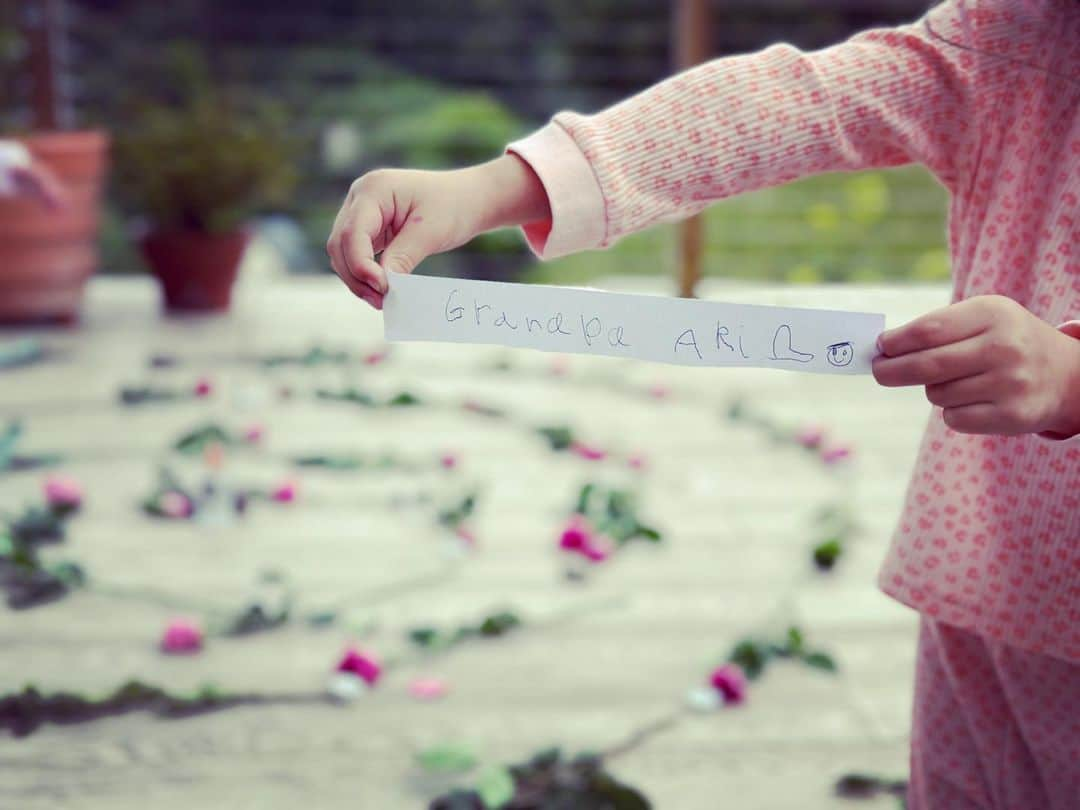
left=384, top=273, right=885, bottom=375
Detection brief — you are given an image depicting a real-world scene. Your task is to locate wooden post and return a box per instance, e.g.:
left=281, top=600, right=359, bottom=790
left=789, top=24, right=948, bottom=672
left=673, top=0, right=710, bottom=298
left=20, top=0, right=66, bottom=130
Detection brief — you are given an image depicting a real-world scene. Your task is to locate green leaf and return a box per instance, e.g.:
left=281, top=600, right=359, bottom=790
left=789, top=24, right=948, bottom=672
left=728, top=639, right=770, bottom=680
left=537, top=425, right=574, bottom=451
left=802, top=652, right=838, bottom=673
left=409, top=627, right=440, bottom=647
left=475, top=766, right=515, bottom=808
left=784, top=626, right=804, bottom=655
left=388, top=391, right=421, bottom=407
left=174, top=423, right=235, bottom=455
left=416, top=743, right=479, bottom=775
left=812, top=538, right=843, bottom=570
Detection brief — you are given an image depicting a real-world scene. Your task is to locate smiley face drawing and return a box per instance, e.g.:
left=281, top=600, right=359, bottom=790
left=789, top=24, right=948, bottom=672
left=826, top=341, right=854, bottom=367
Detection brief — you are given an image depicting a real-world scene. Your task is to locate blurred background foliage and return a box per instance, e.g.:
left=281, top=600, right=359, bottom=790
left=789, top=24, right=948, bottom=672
left=3, top=0, right=949, bottom=284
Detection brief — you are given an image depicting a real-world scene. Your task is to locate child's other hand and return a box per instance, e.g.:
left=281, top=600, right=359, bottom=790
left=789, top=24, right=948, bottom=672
left=873, top=295, right=1080, bottom=437
left=326, top=155, right=549, bottom=310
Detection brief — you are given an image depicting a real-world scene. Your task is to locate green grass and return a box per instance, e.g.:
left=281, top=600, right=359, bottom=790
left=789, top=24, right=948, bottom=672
left=527, top=166, right=950, bottom=285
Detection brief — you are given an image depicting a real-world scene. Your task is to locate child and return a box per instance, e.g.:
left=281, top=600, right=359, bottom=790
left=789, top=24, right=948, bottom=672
left=327, top=1, right=1079, bottom=807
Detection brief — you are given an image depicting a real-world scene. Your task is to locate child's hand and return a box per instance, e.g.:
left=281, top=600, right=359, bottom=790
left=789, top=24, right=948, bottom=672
left=326, top=155, right=550, bottom=309
left=873, top=295, right=1080, bottom=437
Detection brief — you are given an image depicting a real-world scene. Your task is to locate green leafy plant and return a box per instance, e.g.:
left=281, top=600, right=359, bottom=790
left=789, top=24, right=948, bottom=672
left=113, top=46, right=297, bottom=233
left=728, top=626, right=837, bottom=680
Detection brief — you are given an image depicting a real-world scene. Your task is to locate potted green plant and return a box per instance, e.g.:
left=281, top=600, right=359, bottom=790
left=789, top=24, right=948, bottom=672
left=0, top=0, right=110, bottom=324
left=114, top=52, right=296, bottom=313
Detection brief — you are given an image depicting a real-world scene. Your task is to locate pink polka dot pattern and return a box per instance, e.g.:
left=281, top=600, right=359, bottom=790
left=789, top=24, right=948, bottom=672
left=509, top=0, right=1080, bottom=662
left=909, top=618, right=1080, bottom=809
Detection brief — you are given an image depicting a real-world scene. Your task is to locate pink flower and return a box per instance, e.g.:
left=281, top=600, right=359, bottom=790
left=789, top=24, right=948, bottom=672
left=193, top=377, right=213, bottom=398
left=337, top=648, right=382, bottom=686
left=159, top=491, right=194, bottom=519
left=709, top=664, right=748, bottom=705
left=440, top=453, right=458, bottom=470
left=244, top=423, right=265, bottom=444
left=408, top=677, right=449, bottom=701
left=797, top=425, right=825, bottom=449
left=570, top=441, right=607, bottom=461
left=627, top=455, right=647, bottom=471
left=581, top=536, right=614, bottom=563
left=161, top=618, right=203, bottom=654
left=648, top=384, right=669, bottom=400
left=559, top=516, right=592, bottom=552
left=821, top=444, right=853, bottom=465
left=271, top=480, right=298, bottom=503
left=43, top=474, right=83, bottom=510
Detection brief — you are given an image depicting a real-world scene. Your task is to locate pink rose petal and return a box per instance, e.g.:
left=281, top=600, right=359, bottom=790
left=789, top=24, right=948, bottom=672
left=821, top=445, right=853, bottom=465
left=336, top=648, right=382, bottom=685
left=244, top=423, right=265, bottom=444
left=193, top=377, right=213, bottom=398
left=43, top=474, right=83, bottom=510
left=797, top=426, right=825, bottom=449
left=709, top=664, right=748, bottom=705
left=559, top=516, right=592, bottom=552
left=440, top=453, right=459, bottom=470
left=408, top=677, right=449, bottom=701
left=570, top=441, right=606, bottom=461
left=160, top=491, right=194, bottom=519
left=271, top=480, right=298, bottom=503
left=161, top=618, right=203, bottom=654
left=581, top=535, right=615, bottom=563
left=627, top=455, right=647, bottom=470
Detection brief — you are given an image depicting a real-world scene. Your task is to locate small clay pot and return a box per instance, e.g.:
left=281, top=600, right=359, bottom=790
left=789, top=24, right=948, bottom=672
left=0, top=130, right=109, bottom=324
left=140, top=229, right=250, bottom=313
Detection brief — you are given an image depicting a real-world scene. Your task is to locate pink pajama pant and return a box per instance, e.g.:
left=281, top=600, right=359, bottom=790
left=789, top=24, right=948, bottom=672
left=909, top=619, right=1080, bottom=810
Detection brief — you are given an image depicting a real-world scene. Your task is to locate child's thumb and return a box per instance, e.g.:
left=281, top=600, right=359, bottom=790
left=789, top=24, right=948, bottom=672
left=380, top=226, right=436, bottom=277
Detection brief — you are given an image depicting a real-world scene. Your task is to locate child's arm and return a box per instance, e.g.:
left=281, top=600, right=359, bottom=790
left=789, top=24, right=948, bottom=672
left=328, top=1, right=982, bottom=305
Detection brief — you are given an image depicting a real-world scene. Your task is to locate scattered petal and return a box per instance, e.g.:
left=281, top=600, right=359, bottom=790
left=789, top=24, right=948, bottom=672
left=685, top=686, right=723, bottom=713
left=203, top=441, right=225, bottom=471
left=336, top=648, right=382, bottom=686
left=549, top=356, right=570, bottom=377
left=193, top=377, right=213, bottom=398
left=244, top=423, right=265, bottom=444
left=821, top=445, right=853, bottom=465
left=160, top=618, right=203, bottom=654
left=627, top=455, right=647, bottom=470
left=559, top=516, right=592, bottom=552
left=408, top=677, right=449, bottom=701
left=364, top=350, right=388, bottom=366
left=440, top=453, right=459, bottom=470
left=454, top=525, right=476, bottom=548
left=271, top=480, right=298, bottom=503
left=570, top=441, right=607, bottom=461
left=581, top=535, right=614, bottom=563
left=709, top=663, right=748, bottom=705
left=797, top=425, right=826, bottom=449
left=648, top=384, right=670, bottom=400
left=159, top=491, right=194, bottom=519
left=43, top=474, right=83, bottom=511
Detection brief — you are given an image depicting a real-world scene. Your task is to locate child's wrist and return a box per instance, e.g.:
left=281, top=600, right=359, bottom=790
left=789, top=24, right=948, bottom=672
left=1045, top=326, right=1080, bottom=438
left=471, top=154, right=551, bottom=234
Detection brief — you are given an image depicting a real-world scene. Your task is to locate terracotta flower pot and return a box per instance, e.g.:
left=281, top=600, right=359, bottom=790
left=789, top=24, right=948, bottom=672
left=0, top=131, right=109, bottom=324
left=140, top=229, right=250, bottom=313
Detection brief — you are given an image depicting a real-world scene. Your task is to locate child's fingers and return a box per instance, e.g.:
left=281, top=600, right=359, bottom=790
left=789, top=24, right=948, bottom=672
left=924, top=372, right=996, bottom=408
left=380, top=222, right=437, bottom=278
left=339, top=200, right=388, bottom=293
left=872, top=336, right=992, bottom=387
left=942, top=403, right=1015, bottom=435
left=877, top=300, right=991, bottom=357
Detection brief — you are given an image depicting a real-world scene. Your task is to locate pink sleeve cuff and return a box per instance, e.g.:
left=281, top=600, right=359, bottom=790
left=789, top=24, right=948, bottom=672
left=1036, top=320, right=1080, bottom=442
left=506, top=122, right=607, bottom=260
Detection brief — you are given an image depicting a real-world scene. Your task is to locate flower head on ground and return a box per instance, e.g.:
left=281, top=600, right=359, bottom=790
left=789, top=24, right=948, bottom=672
left=43, top=474, right=83, bottom=512
left=160, top=618, right=203, bottom=654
